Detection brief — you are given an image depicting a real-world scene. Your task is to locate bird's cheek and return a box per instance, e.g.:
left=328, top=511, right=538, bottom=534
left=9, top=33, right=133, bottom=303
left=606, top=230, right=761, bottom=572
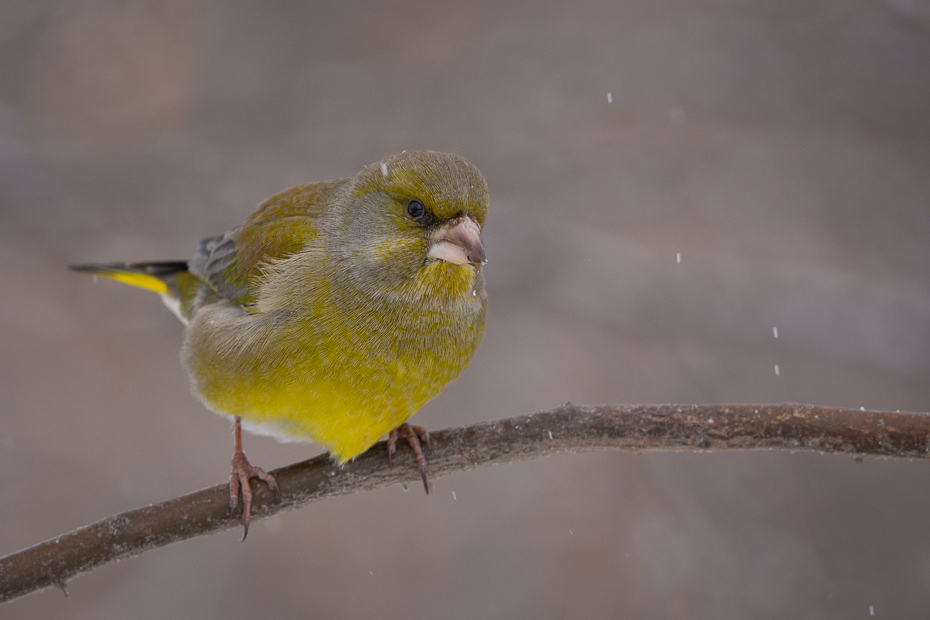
left=364, top=237, right=427, bottom=281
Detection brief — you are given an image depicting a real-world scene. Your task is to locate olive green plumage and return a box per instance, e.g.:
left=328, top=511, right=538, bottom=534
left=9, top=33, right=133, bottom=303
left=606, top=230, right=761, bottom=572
left=76, top=150, right=488, bottom=464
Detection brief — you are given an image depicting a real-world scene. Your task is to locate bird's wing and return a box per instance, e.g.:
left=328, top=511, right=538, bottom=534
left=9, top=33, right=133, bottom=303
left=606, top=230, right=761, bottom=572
left=189, top=178, right=347, bottom=309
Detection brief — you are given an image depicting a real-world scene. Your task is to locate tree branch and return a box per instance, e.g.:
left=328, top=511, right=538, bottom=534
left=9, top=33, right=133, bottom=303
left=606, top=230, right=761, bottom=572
left=3, top=403, right=929, bottom=603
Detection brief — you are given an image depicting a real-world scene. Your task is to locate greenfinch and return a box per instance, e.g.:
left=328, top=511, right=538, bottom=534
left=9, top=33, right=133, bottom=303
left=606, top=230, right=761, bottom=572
left=72, top=150, right=488, bottom=537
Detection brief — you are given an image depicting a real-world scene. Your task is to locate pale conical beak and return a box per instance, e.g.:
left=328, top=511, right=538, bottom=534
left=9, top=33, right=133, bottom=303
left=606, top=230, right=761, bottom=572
left=427, top=216, right=486, bottom=265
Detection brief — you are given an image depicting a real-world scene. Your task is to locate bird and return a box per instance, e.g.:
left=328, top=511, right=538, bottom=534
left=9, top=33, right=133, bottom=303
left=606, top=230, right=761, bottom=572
left=71, top=150, right=488, bottom=538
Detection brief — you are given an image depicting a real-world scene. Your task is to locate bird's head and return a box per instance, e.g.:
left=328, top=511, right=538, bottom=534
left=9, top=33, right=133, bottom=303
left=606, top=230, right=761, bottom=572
left=339, top=150, right=489, bottom=303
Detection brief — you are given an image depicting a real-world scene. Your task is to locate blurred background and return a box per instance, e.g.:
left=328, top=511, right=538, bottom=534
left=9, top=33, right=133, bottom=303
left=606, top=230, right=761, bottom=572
left=2, top=0, right=929, bottom=618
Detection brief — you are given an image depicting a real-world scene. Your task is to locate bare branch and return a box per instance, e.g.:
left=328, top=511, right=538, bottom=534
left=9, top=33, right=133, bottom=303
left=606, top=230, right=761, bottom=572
left=2, top=403, right=929, bottom=603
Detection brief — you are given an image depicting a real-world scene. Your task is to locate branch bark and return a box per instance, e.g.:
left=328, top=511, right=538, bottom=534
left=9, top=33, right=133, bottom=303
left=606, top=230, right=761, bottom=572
left=3, top=403, right=929, bottom=603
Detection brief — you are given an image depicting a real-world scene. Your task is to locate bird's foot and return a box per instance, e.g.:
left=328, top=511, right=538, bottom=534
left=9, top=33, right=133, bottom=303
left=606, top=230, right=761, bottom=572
left=230, top=448, right=280, bottom=541
left=387, top=423, right=431, bottom=494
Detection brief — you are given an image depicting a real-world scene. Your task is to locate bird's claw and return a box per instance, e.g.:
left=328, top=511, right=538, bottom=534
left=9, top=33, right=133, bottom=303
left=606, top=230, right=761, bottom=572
left=387, top=423, right=431, bottom=494
left=230, top=451, right=280, bottom=541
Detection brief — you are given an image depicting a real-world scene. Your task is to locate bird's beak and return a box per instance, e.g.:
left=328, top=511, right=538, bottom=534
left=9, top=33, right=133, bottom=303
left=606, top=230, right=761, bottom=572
left=427, top=216, right=486, bottom=265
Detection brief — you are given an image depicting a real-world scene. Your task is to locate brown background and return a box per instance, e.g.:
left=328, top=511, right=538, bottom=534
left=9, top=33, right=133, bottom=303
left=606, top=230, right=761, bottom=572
left=2, top=1, right=930, bottom=618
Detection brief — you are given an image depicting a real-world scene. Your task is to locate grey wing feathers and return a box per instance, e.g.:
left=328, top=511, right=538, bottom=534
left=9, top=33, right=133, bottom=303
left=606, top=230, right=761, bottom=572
left=188, top=230, right=252, bottom=306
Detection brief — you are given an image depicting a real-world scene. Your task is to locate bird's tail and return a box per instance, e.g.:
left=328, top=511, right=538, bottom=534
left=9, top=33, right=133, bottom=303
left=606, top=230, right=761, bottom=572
left=70, top=261, right=201, bottom=323
left=69, top=261, right=189, bottom=293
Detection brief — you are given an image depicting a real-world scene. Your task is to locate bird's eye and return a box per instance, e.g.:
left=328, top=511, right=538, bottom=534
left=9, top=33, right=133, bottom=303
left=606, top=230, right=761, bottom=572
left=406, top=200, right=426, bottom=220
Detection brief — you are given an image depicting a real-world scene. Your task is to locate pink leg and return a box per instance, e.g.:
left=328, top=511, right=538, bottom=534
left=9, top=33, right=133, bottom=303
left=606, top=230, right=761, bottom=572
left=387, top=423, right=432, bottom=494
left=229, top=416, right=280, bottom=540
